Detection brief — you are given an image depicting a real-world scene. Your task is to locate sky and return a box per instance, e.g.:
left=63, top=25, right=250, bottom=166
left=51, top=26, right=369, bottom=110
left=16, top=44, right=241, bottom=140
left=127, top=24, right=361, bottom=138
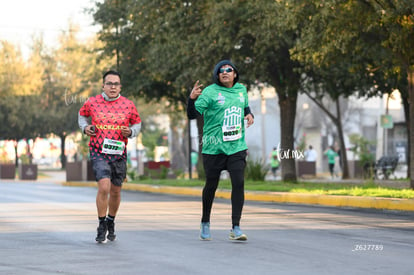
left=0, top=0, right=100, bottom=56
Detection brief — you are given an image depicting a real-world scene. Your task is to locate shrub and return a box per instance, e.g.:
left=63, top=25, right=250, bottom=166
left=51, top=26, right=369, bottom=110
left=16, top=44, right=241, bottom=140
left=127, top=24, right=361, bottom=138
left=245, top=159, right=268, bottom=181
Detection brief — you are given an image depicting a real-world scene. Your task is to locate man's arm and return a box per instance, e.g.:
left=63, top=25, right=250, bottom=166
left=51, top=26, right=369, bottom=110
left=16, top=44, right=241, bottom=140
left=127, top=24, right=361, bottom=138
left=129, top=123, right=141, bottom=138
left=187, top=80, right=203, bottom=119
left=78, top=113, right=89, bottom=134
left=187, top=97, right=201, bottom=119
left=244, top=106, right=254, bottom=118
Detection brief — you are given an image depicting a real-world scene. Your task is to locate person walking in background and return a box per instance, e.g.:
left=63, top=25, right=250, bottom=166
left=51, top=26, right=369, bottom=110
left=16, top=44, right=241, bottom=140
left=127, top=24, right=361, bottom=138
left=191, top=150, right=198, bottom=173
left=78, top=70, right=142, bottom=243
left=324, top=145, right=338, bottom=179
left=305, top=145, right=317, bottom=162
left=269, top=147, right=280, bottom=180
left=333, top=142, right=343, bottom=170
left=187, top=59, right=254, bottom=241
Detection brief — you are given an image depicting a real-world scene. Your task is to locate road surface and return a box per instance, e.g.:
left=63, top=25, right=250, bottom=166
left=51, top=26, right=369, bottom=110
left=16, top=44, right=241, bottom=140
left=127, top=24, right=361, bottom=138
left=0, top=181, right=413, bottom=275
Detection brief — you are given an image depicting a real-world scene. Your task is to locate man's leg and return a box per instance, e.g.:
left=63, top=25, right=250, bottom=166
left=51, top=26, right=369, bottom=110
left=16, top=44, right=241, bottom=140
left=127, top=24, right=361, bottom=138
left=227, top=150, right=248, bottom=241
left=108, top=184, right=122, bottom=217
left=201, top=154, right=224, bottom=223
left=95, top=178, right=111, bottom=242
left=106, top=159, right=126, bottom=241
left=227, top=151, right=247, bottom=228
left=199, top=154, right=224, bottom=240
left=105, top=184, right=121, bottom=241
left=96, top=178, right=111, bottom=217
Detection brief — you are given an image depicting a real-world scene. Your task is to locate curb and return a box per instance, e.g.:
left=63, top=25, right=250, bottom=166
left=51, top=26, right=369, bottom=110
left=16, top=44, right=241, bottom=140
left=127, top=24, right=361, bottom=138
left=63, top=181, right=414, bottom=212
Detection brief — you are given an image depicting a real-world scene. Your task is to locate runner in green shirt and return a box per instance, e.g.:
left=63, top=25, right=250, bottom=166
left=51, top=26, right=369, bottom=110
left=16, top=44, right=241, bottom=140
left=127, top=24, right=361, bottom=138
left=187, top=60, right=254, bottom=241
left=324, top=146, right=339, bottom=179
left=269, top=147, right=280, bottom=179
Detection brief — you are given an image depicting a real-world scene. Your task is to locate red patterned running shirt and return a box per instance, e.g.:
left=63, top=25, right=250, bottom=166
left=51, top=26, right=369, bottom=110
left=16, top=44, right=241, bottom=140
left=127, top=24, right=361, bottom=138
left=79, top=94, right=141, bottom=161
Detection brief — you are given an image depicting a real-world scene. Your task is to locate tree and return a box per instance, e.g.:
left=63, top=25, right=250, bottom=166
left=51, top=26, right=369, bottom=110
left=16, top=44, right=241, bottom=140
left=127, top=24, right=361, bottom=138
left=0, top=41, right=34, bottom=96
left=365, top=0, right=413, bottom=186
left=92, top=0, right=306, bottom=181
left=36, top=25, right=108, bottom=168
left=292, top=0, right=413, bottom=185
left=0, top=42, right=45, bottom=166
left=290, top=0, right=410, bottom=179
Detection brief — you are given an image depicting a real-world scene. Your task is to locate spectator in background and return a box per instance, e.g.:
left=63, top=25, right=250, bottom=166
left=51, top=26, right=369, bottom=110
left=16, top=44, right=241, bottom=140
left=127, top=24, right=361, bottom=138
left=269, top=147, right=280, bottom=179
left=191, top=150, right=198, bottom=173
left=324, top=146, right=338, bottom=179
left=305, top=145, right=317, bottom=162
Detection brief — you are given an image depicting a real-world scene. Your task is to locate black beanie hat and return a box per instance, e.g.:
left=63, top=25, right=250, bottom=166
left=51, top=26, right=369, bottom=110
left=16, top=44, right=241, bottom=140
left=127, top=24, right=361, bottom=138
left=212, top=60, right=239, bottom=86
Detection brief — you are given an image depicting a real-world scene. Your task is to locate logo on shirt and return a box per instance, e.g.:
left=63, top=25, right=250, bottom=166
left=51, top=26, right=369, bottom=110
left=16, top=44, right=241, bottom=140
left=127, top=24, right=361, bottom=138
left=239, top=92, right=244, bottom=102
left=96, top=124, right=124, bottom=130
left=217, top=93, right=225, bottom=105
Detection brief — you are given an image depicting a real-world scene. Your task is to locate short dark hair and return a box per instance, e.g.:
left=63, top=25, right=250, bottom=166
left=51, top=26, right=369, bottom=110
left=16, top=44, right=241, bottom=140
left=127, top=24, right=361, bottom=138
left=103, top=70, right=121, bottom=83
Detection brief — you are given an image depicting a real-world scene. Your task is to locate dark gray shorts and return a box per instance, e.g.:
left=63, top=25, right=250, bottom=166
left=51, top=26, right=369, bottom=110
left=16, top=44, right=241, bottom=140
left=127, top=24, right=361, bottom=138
left=92, top=159, right=127, bottom=186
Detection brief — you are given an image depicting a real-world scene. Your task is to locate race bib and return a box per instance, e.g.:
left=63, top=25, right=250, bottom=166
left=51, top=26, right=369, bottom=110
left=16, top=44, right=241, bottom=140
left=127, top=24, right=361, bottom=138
left=222, top=124, right=242, bottom=141
left=222, top=106, right=242, bottom=142
left=102, top=138, right=125, bottom=155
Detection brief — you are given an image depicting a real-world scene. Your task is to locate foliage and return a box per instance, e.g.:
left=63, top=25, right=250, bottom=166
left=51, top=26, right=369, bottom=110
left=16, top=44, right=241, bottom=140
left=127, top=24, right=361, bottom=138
left=143, top=166, right=169, bottom=180
left=196, top=163, right=205, bottom=180
left=91, top=0, right=307, bottom=181
left=245, top=159, right=268, bottom=181
left=0, top=41, right=38, bottom=96
left=127, top=165, right=138, bottom=181
left=348, top=133, right=376, bottom=165
left=36, top=27, right=110, bottom=168
left=0, top=42, right=46, bottom=156
left=296, top=135, right=306, bottom=152
left=289, top=0, right=413, bottom=181
left=19, top=153, right=30, bottom=165
left=77, top=134, right=90, bottom=160
left=0, top=28, right=114, bottom=168
left=140, top=117, right=168, bottom=160
left=172, top=168, right=184, bottom=179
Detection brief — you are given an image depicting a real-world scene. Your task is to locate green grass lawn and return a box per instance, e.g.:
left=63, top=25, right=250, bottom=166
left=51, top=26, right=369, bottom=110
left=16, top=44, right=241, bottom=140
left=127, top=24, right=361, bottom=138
left=130, top=178, right=414, bottom=199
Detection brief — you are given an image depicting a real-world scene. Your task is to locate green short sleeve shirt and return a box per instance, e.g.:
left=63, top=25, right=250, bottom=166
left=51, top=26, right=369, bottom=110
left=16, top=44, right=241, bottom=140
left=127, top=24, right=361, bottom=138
left=195, top=83, right=249, bottom=155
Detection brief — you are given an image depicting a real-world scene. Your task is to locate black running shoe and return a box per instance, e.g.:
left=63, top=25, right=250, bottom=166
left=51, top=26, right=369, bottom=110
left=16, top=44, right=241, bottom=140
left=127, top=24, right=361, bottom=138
left=95, top=220, right=107, bottom=243
left=107, top=220, right=116, bottom=241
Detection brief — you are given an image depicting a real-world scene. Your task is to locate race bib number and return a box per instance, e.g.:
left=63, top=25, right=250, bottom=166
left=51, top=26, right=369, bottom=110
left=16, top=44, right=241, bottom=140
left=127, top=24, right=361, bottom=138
left=222, top=106, right=243, bottom=142
left=222, top=124, right=242, bottom=141
left=102, top=138, right=125, bottom=155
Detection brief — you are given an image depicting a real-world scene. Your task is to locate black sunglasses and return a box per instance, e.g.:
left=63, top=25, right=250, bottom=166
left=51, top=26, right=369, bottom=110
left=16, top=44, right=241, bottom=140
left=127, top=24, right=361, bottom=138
left=219, top=67, right=234, bottom=73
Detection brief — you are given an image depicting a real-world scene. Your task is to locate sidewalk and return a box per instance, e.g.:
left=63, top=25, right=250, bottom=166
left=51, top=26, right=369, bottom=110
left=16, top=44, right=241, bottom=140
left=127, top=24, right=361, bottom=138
left=37, top=170, right=414, bottom=212
left=37, top=170, right=66, bottom=183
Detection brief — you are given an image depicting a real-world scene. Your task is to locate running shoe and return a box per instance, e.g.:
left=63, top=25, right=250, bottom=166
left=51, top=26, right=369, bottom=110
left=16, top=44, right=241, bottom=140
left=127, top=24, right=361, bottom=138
left=229, top=226, right=247, bottom=241
left=107, top=220, right=116, bottom=241
left=200, top=222, right=211, bottom=241
left=95, top=220, right=107, bottom=243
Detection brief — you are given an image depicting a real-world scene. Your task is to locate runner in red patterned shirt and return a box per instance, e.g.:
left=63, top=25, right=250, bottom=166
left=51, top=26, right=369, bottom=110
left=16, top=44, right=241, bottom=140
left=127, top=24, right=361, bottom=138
left=78, top=70, right=141, bottom=243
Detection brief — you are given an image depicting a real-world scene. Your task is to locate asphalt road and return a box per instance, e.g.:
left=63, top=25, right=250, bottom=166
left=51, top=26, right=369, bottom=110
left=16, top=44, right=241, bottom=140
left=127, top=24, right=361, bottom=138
left=1, top=181, right=413, bottom=275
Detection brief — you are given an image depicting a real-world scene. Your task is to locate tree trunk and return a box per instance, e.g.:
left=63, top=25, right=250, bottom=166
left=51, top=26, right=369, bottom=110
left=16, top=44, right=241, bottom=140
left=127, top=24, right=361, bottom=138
left=14, top=140, right=18, bottom=167
left=408, top=68, right=414, bottom=189
left=335, top=99, right=350, bottom=179
left=303, top=91, right=351, bottom=179
left=278, top=91, right=298, bottom=182
left=26, top=139, right=33, bottom=165
left=171, top=123, right=187, bottom=172
left=402, top=94, right=410, bottom=179
left=196, top=116, right=205, bottom=179
left=60, top=134, right=67, bottom=169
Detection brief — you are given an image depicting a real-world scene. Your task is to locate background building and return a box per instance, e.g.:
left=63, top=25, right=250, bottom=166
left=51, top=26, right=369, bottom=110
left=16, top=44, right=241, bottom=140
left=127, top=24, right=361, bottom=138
left=245, top=88, right=406, bottom=175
